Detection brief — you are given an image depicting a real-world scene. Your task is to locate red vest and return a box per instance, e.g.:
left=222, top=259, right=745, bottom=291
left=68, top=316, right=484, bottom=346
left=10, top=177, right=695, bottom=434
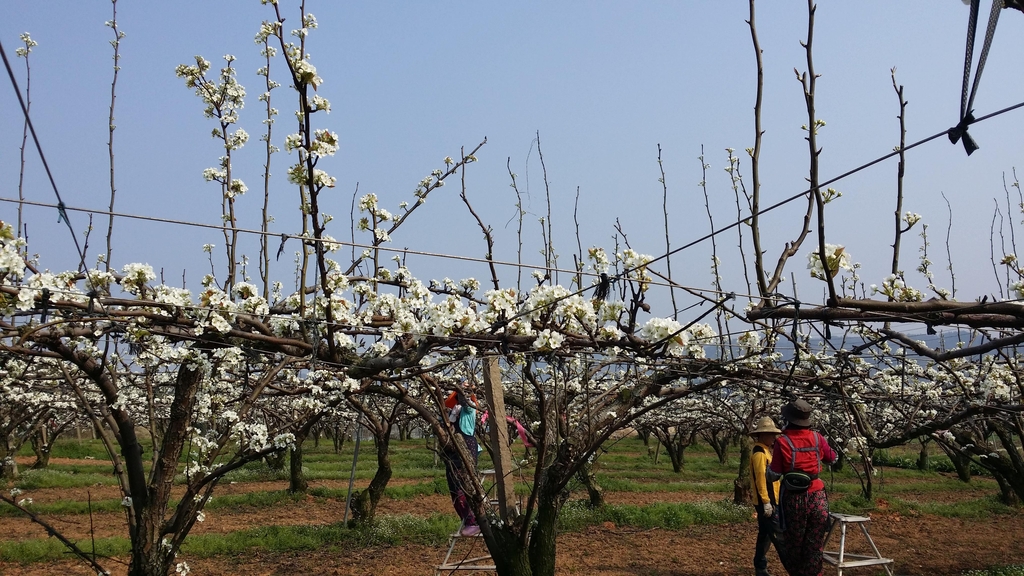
left=775, top=429, right=829, bottom=493
left=779, top=431, right=823, bottom=475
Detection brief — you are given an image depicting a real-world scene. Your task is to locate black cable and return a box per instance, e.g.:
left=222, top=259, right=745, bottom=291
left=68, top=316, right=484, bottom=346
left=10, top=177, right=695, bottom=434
left=0, top=37, right=87, bottom=273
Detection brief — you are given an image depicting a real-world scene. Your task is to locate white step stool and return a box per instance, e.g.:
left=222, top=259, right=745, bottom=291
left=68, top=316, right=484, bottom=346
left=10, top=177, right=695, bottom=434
left=434, top=469, right=497, bottom=575
left=434, top=522, right=495, bottom=575
left=822, top=513, right=894, bottom=575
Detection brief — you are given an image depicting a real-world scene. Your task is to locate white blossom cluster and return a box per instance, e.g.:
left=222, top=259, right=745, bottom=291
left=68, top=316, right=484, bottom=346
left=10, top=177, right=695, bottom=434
left=0, top=222, right=27, bottom=287
left=807, top=244, right=852, bottom=281
left=870, top=273, right=924, bottom=302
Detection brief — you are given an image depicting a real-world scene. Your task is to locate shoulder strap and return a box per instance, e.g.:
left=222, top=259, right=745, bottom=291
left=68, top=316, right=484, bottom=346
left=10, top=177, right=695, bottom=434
left=780, top=434, right=797, bottom=472
left=751, top=444, right=777, bottom=506
left=784, top=432, right=826, bottom=474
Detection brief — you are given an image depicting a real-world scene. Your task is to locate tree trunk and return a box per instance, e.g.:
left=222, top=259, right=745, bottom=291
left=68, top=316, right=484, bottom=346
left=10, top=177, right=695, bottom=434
left=126, top=548, right=172, bottom=576
left=667, top=441, right=686, bottom=473
left=860, top=450, right=874, bottom=501
left=0, top=439, right=18, bottom=480
left=482, top=524, right=532, bottom=576
left=151, top=417, right=168, bottom=452
left=831, top=447, right=845, bottom=472
left=652, top=426, right=695, bottom=473
left=916, top=438, right=929, bottom=471
left=939, top=443, right=971, bottom=483
left=31, top=428, right=51, bottom=470
left=637, top=427, right=651, bottom=446
left=734, top=435, right=752, bottom=505
left=705, top=431, right=730, bottom=465
left=576, top=459, right=604, bottom=508
left=526, top=482, right=566, bottom=576
left=985, top=425, right=1024, bottom=505
left=993, top=472, right=1022, bottom=506
left=332, top=424, right=344, bottom=454
left=127, top=361, right=205, bottom=576
left=289, top=441, right=308, bottom=493
left=351, top=431, right=392, bottom=523
left=265, top=450, right=286, bottom=471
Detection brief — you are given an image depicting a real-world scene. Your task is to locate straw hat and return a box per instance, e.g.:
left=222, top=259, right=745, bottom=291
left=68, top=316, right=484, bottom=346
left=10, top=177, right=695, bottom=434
left=749, top=416, right=782, bottom=436
left=781, top=398, right=814, bottom=427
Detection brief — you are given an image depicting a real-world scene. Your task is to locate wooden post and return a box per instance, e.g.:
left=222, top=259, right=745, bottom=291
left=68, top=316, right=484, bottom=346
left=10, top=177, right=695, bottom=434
left=481, top=355, right=517, bottom=520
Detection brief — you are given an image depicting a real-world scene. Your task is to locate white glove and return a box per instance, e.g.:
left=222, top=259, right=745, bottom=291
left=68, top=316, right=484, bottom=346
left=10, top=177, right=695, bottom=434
left=448, top=405, right=462, bottom=423
left=762, top=503, right=774, bottom=517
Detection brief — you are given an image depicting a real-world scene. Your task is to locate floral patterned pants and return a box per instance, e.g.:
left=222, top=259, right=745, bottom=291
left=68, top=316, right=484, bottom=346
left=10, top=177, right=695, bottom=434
left=777, top=489, right=829, bottom=576
left=443, top=433, right=478, bottom=526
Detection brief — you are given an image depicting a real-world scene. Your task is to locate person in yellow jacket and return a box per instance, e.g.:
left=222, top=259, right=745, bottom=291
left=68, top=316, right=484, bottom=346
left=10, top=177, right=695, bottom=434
left=750, top=416, right=783, bottom=576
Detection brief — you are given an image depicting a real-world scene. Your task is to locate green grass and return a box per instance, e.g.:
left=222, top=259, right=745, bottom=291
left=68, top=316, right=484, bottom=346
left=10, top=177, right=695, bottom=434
left=0, top=497, right=125, bottom=517
left=820, top=473, right=996, bottom=497
left=36, top=461, right=118, bottom=474
left=594, top=475, right=733, bottom=493
left=0, top=514, right=462, bottom=563
left=0, top=487, right=341, bottom=519
left=874, top=447, right=989, bottom=477
left=181, top=514, right=458, bottom=557
left=557, top=499, right=751, bottom=532
left=205, top=490, right=308, bottom=510
left=0, top=489, right=311, bottom=518
left=13, top=468, right=118, bottom=490
left=18, top=438, right=120, bottom=460
left=382, top=477, right=448, bottom=499
left=888, top=495, right=1018, bottom=518
left=829, top=493, right=1017, bottom=519
left=828, top=494, right=874, bottom=514
left=964, top=566, right=1024, bottom=576
left=0, top=536, right=129, bottom=564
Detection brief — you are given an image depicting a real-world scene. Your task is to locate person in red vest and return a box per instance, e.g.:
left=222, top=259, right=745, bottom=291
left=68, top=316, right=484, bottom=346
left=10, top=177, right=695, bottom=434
left=769, top=399, right=838, bottom=576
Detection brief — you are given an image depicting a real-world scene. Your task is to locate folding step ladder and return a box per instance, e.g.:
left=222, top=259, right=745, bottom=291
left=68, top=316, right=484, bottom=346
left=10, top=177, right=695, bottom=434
left=434, top=469, right=497, bottom=575
left=822, top=513, right=894, bottom=575
left=434, top=521, right=495, bottom=575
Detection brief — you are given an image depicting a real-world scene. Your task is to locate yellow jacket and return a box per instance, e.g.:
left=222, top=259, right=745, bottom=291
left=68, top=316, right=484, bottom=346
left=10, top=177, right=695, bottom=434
left=750, top=441, right=781, bottom=506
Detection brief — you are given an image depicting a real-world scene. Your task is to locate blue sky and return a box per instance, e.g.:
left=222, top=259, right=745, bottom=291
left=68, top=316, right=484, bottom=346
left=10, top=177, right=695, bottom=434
left=3, top=2, right=1024, bottom=314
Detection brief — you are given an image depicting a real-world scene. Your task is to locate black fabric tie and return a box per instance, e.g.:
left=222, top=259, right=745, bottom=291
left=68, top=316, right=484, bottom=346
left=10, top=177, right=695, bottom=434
left=948, top=111, right=980, bottom=155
